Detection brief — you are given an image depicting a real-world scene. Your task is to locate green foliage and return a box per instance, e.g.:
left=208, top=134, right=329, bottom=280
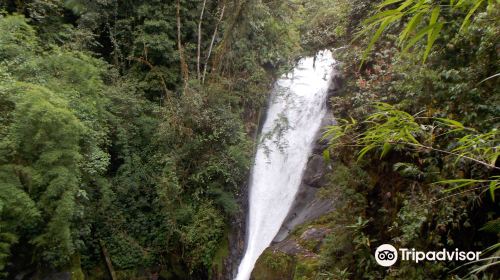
left=0, top=0, right=495, bottom=278
left=301, top=0, right=352, bottom=47
left=315, top=1, right=499, bottom=278
left=0, top=14, right=38, bottom=57
left=390, top=199, right=428, bottom=246
left=299, top=0, right=374, bottom=51
left=358, top=0, right=495, bottom=63
left=181, top=202, right=225, bottom=271
left=0, top=81, right=84, bottom=267
left=0, top=0, right=286, bottom=273
left=314, top=164, right=379, bottom=279
left=0, top=0, right=315, bottom=276
left=0, top=14, right=113, bottom=274
left=324, top=102, right=499, bottom=200
left=323, top=103, right=500, bottom=200
left=252, top=250, right=295, bottom=280
left=453, top=129, right=500, bottom=167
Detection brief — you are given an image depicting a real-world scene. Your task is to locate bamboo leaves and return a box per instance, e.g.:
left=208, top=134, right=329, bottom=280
left=359, top=0, right=492, bottom=64
left=453, top=129, right=500, bottom=167
left=359, top=102, right=422, bottom=160
left=459, top=0, right=486, bottom=31
left=358, top=9, right=404, bottom=67
left=424, top=6, right=442, bottom=62
left=437, top=176, right=500, bottom=201
left=323, top=103, right=499, bottom=200
left=324, top=102, right=424, bottom=161
left=398, top=11, right=423, bottom=45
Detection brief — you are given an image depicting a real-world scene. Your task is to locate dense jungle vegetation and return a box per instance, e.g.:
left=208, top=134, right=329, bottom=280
left=0, top=0, right=498, bottom=279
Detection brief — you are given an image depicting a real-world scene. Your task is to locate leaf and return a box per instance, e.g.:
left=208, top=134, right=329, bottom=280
left=460, top=0, right=485, bottom=32
left=393, top=162, right=423, bottom=178
left=434, top=117, right=465, bottom=129
left=423, top=7, right=442, bottom=62
left=360, top=17, right=394, bottom=68
left=402, top=24, right=436, bottom=53
left=423, top=22, right=443, bottom=62
left=380, top=142, right=392, bottom=159
left=404, top=128, right=420, bottom=144
left=378, top=0, right=406, bottom=9
left=357, top=144, right=376, bottom=161
left=397, top=0, right=417, bottom=12
left=468, top=260, right=500, bottom=275
left=398, top=12, right=423, bottom=46
left=480, top=219, right=500, bottom=233
left=363, top=9, right=401, bottom=25
left=454, top=0, right=469, bottom=8
left=323, top=149, right=331, bottom=162
left=489, top=180, right=499, bottom=201
left=489, top=152, right=499, bottom=166
left=444, top=182, right=480, bottom=192
left=480, top=242, right=500, bottom=254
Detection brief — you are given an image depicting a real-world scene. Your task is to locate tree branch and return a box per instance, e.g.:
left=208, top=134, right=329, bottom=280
left=392, top=141, right=500, bottom=170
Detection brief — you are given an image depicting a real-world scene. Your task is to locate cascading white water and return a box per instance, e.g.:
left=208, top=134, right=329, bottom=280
left=235, top=50, right=334, bottom=280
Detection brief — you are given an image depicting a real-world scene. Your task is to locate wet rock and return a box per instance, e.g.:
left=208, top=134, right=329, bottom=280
left=13, top=270, right=34, bottom=280
left=42, top=272, right=71, bottom=280
left=273, top=238, right=307, bottom=255
left=302, top=155, right=328, bottom=188
left=300, top=227, right=331, bottom=241
left=327, top=63, right=344, bottom=100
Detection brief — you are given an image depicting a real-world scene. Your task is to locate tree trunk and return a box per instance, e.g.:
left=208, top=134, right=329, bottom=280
left=197, top=0, right=207, bottom=80
left=202, top=2, right=226, bottom=83
left=210, top=0, right=247, bottom=74
left=100, top=240, right=117, bottom=280
left=176, top=0, right=189, bottom=91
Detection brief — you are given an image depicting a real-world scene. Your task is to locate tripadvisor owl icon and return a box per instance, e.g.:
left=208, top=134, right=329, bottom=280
left=375, top=244, right=398, bottom=267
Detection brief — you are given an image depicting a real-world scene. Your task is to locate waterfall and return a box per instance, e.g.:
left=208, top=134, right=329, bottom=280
left=235, top=50, right=334, bottom=280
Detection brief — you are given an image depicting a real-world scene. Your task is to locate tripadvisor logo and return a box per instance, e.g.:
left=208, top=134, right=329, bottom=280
left=374, top=244, right=481, bottom=267
left=375, top=244, right=398, bottom=267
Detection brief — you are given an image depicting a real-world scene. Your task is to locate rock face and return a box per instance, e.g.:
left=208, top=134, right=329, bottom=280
left=222, top=181, right=248, bottom=280
left=250, top=225, right=333, bottom=280
left=40, top=272, right=71, bottom=280
left=273, top=62, right=342, bottom=243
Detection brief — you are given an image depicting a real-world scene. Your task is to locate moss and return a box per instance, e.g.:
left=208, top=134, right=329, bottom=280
left=71, top=267, right=85, bottom=280
left=114, top=270, right=137, bottom=279
left=297, top=238, right=318, bottom=252
left=68, top=255, right=85, bottom=280
left=293, top=257, right=319, bottom=280
left=158, top=269, right=174, bottom=279
left=210, top=228, right=230, bottom=278
left=252, top=250, right=295, bottom=280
